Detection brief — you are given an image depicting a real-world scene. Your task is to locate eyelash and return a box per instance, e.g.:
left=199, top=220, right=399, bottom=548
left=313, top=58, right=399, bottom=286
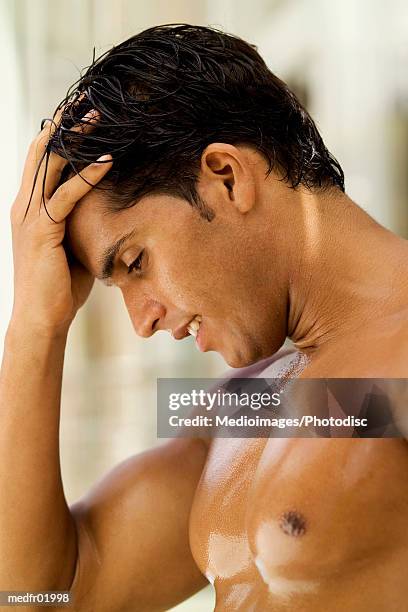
left=127, top=250, right=145, bottom=275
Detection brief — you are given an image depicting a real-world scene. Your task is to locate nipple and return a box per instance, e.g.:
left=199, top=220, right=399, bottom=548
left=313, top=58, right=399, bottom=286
left=279, top=510, right=307, bottom=537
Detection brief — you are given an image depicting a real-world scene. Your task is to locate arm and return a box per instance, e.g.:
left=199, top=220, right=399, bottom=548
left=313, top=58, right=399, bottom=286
left=0, top=325, right=76, bottom=590
left=71, top=438, right=207, bottom=611
left=0, top=111, right=108, bottom=592
left=0, top=320, right=207, bottom=608
left=0, top=113, right=207, bottom=609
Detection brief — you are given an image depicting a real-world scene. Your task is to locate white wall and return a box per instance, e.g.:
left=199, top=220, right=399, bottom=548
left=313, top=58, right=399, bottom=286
left=0, top=0, right=21, bottom=352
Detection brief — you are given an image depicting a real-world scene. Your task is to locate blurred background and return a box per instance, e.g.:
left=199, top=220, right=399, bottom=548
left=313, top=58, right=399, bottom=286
left=0, top=0, right=407, bottom=609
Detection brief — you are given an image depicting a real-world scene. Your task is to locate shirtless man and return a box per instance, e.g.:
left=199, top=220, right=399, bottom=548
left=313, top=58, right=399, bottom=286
left=1, top=23, right=408, bottom=612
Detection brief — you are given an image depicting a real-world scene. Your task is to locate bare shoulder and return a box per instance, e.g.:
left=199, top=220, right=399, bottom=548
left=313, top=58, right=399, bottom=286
left=70, top=437, right=208, bottom=611
left=74, top=437, right=208, bottom=506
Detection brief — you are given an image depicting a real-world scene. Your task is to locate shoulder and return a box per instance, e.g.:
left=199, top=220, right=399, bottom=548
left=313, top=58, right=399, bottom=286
left=70, top=437, right=208, bottom=610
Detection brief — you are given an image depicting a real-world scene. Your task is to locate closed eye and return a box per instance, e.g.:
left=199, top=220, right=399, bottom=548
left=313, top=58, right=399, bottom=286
left=127, top=250, right=145, bottom=274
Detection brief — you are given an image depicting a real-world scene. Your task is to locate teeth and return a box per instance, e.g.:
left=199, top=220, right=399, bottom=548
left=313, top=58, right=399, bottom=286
left=187, top=315, right=202, bottom=338
left=187, top=325, right=198, bottom=338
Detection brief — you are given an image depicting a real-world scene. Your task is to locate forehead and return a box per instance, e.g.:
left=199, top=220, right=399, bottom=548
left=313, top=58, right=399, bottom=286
left=65, top=189, right=134, bottom=276
left=65, top=189, right=197, bottom=277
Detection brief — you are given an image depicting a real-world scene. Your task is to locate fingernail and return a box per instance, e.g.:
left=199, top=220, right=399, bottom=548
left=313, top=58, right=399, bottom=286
left=40, top=118, right=51, bottom=130
left=82, top=109, right=98, bottom=121
left=95, top=154, right=112, bottom=163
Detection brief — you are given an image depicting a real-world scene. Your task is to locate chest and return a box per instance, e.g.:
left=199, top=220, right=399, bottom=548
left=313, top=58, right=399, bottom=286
left=189, top=437, right=408, bottom=587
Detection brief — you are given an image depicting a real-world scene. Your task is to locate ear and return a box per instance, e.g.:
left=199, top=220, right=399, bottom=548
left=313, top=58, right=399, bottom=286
left=199, top=143, right=256, bottom=213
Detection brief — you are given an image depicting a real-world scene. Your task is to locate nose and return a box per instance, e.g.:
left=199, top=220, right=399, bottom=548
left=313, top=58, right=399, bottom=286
left=122, top=291, right=167, bottom=338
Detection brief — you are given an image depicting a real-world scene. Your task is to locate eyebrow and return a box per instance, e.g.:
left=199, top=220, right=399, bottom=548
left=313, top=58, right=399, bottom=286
left=97, top=229, right=137, bottom=282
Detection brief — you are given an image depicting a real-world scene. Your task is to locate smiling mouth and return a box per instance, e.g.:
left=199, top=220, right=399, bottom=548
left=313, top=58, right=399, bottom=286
left=167, top=314, right=203, bottom=340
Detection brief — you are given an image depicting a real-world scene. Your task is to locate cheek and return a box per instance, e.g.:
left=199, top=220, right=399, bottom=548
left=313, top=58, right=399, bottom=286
left=150, top=225, right=250, bottom=315
left=152, top=243, right=221, bottom=311
left=151, top=252, right=200, bottom=309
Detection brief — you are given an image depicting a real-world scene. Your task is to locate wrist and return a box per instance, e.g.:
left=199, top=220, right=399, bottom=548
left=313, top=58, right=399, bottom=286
left=5, top=317, right=71, bottom=348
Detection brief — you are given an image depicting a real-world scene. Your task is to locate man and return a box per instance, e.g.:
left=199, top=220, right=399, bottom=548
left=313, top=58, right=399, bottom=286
left=1, top=23, right=408, bottom=611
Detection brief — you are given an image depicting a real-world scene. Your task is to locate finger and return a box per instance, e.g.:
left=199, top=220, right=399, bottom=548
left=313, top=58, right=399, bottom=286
left=14, top=129, right=54, bottom=223
left=20, top=103, right=93, bottom=191
left=20, top=120, right=58, bottom=192
left=42, top=154, right=113, bottom=223
left=23, top=104, right=68, bottom=184
left=43, top=109, right=101, bottom=199
left=19, top=109, right=101, bottom=221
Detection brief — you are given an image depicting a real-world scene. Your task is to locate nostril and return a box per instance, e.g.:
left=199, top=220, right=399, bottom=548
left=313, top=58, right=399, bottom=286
left=152, top=318, right=160, bottom=332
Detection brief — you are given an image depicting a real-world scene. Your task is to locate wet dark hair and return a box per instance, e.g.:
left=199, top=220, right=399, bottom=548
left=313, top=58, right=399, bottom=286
left=45, top=23, right=344, bottom=220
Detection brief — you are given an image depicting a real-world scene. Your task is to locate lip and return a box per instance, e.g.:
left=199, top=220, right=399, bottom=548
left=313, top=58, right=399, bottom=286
left=195, top=319, right=206, bottom=351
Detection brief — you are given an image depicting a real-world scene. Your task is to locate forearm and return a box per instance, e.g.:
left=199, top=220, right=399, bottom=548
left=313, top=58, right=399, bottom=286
left=0, top=320, right=77, bottom=589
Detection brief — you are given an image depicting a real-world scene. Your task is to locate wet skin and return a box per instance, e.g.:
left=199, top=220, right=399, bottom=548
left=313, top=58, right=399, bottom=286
left=191, top=434, right=408, bottom=611
left=65, top=144, right=408, bottom=610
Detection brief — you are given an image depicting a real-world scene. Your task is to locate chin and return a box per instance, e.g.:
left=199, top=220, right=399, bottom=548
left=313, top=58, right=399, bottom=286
left=223, top=334, right=284, bottom=369
left=225, top=356, right=246, bottom=368
left=223, top=346, right=264, bottom=369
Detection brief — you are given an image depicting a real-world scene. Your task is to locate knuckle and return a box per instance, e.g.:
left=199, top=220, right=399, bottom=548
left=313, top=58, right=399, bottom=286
left=33, top=211, right=58, bottom=234
left=10, top=199, right=24, bottom=224
left=10, top=205, right=18, bottom=224
left=9, top=209, right=17, bottom=226
left=31, top=131, right=46, bottom=148
left=30, top=132, right=49, bottom=158
left=27, top=139, right=39, bottom=158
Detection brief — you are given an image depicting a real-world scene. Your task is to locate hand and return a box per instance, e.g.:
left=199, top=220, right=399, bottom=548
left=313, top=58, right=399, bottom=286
left=9, top=111, right=113, bottom=336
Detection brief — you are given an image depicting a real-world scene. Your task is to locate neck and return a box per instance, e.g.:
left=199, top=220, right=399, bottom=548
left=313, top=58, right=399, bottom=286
left=280, top=188, right=408, bottom=354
